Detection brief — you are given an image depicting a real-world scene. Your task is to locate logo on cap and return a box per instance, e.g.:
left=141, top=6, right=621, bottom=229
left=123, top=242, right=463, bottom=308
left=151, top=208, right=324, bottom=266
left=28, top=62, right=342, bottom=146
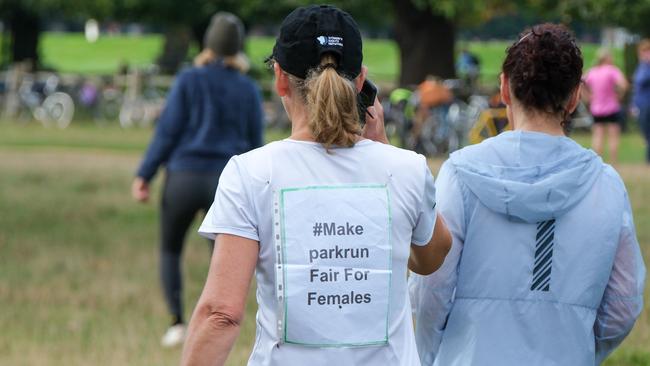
left=316, top=35, right=343, bottom=47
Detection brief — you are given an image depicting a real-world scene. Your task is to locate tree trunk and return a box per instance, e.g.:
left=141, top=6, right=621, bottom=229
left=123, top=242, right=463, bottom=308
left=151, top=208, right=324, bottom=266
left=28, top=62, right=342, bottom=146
left=192, top=17, right=211, bottom=51
left=9, top=7, right=41, bottom=70
left=392, top=0, right=456, bottom=87
left=0, top=23, right=9, bottom=68
left=157, top=25, right=192, bottom=75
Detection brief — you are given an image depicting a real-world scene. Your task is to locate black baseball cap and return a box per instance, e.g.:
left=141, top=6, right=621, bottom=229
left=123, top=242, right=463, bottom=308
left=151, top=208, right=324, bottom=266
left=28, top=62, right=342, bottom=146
left=268, top=5, right=363, bottom=79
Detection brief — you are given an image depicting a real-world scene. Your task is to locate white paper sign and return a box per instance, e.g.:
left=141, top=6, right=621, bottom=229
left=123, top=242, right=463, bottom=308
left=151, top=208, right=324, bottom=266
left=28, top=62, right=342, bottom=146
left=275, top=184, right=392, bottom=347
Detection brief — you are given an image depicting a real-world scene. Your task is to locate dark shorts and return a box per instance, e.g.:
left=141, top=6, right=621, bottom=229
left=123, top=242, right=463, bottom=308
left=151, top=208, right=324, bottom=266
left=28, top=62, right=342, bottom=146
left=592, top=111, right=622, bottom=125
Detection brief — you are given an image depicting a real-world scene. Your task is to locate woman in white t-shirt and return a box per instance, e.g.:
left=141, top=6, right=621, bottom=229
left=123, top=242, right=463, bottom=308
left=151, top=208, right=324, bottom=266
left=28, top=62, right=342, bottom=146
left=181, top=5, right=452, bottom=366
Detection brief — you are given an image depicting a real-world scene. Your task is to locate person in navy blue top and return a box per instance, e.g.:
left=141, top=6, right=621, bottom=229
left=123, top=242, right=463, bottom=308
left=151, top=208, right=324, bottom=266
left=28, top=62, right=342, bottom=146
left=633, top=39, right=650, bottom=164
left=131, top=12, right=264, bottom=347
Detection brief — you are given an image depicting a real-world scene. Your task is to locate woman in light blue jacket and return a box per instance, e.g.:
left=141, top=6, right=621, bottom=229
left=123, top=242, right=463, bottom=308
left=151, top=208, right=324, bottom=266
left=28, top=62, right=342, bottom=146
left=410, top=23, right=646, bottom=366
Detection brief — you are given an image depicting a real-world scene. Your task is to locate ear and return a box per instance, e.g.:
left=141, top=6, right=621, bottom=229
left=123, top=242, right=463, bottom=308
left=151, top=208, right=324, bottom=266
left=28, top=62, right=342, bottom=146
left=500, top=73, right=512, bottom=106
left=274, top=63, right=291, bottom=97
left=566, top=84, right=581, bottom=114
left=355, top=66, right=368, bottom=92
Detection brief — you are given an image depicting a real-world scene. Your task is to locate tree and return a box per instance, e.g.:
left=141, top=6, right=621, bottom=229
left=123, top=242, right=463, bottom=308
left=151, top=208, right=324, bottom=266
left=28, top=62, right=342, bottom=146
left=0, top=0, right=495, bottom=79
left=392, top=1, right=455, bottom=85
left=5, top=0, right=650, bottom=81
left=388, top=0, right=650, bottom=86
left=563, top=0, right=650, bottom=37
left=0, top=1, right=43, bottom=68
left=110, top=0, right=299, bottom=73
left=389, top=0, right=519, bottom=86
left=0, top=0, right=117, bottom=68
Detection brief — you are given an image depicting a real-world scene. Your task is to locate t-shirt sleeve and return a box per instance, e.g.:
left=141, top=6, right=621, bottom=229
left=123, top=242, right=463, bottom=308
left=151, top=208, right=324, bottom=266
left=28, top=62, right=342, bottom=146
left=612, top=66, right=626, bottom=85
left=411, top=158, right=437, bottom=246
left=198, top=157, right=259, bottom=242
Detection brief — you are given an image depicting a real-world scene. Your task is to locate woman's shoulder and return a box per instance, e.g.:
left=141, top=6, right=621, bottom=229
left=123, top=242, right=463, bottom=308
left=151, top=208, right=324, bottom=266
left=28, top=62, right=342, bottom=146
left=585, top=65, right=605, bottom=80
left=222, top=143, right=285, bottom=186
left=188, top=63, right=259, bottom=86
left=587, top=64, right=620, bottom=76
left=363, top=143, right=432, bottom=186
left=238, top=140, right=428, bottom=177
left=235, top=139, right=427, bottom=166
left=363, top=140, right=427, bottom=167
left=601, top=64, right=624, bottom=77
left=232, top=141, right=281, bottom=164
left=599, top=163, right=627, bottom=194
left=362, top=139, right=419, bottom=155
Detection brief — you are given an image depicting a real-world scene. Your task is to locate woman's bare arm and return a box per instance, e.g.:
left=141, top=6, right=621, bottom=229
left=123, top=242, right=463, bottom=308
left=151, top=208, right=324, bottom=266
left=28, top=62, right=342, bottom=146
left=409, top=214, right=452, bottom=275
left=181, top=234, right=259, bottom=366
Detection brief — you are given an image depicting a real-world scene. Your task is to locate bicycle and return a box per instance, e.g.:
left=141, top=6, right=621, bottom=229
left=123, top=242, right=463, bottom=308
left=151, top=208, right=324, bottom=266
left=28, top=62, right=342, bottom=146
left=383, top=88, right=415, bottom=147
left=73, top=75, right=124, bottom=125
left=16, top=72, right=75, bottom=128
left=468, top=105, right=510, bottom=144
left=119, top=66, right=166, bottom=128
left=406, top=79, right=481, bottom=156
left=466, top=99, right=592, bottom=144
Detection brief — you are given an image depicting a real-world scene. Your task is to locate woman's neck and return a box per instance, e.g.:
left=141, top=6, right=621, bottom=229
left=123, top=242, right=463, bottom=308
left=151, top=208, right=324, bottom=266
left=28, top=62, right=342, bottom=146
left=290, top=124, right=315, bottom=141
left=288, top=104, right=315, bottom=141
left=286, top=100, right=364, bottom=144
left=510, top=106, right=565, bottom=136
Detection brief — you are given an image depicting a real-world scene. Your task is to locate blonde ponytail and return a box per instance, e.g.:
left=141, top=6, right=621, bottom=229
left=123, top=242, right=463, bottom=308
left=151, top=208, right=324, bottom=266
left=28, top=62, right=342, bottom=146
left=193, top=48, right=250, bottom=74
left=223, top=53, right=250, bottom=74
left=194, top=49, right=216, bottom=67
left=304, top=54, right=360, bottom=148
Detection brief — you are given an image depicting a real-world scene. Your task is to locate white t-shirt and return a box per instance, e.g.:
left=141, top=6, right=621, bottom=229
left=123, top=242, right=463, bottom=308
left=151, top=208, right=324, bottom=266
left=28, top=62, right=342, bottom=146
left=199, top=139, right=437, bottom=366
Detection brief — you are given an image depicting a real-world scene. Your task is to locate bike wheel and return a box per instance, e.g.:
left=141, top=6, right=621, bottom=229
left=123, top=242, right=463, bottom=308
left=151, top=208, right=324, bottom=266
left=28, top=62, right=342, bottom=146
left=419, top=114, right=441, bottom=157
left=96, top=89, right=122, bottom=124
left=447, top=131, right=461, bottom=153
left=41, top=92, right=75, bottom=129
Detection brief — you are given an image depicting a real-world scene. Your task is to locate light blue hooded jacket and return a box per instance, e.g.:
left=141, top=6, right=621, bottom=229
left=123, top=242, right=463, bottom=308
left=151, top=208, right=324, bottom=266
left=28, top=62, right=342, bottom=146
left=410, top=131, right=645, bottom=366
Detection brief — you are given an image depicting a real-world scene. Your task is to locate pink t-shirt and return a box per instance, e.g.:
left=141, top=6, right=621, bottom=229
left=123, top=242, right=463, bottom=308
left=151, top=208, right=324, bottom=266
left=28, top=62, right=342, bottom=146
left=584, top=64, right=625, bottom=116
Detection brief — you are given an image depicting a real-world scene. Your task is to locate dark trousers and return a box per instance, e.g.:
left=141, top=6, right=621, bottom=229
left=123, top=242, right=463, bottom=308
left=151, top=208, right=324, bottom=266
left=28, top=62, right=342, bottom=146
left=639, top=107, right=650, bottom=163
left=160, top=170, right=220, bottom=321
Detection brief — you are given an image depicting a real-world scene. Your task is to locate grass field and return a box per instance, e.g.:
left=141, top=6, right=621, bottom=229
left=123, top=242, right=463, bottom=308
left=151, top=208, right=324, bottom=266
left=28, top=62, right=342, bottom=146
left=0, top=122, right=648, bottom=365
left=38, top=33, right=623, bottom=85
left=38, top=33, right=401, bottom=83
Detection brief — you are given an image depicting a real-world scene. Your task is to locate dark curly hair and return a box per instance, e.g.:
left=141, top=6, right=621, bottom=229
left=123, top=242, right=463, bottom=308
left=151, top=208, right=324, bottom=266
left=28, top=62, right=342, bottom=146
left=502, top=23, right=583, bottom=133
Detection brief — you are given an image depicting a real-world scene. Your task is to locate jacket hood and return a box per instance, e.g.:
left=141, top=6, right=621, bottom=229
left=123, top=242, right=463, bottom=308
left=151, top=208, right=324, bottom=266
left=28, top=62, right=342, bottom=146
left=450, top=131, right=603, bottom=223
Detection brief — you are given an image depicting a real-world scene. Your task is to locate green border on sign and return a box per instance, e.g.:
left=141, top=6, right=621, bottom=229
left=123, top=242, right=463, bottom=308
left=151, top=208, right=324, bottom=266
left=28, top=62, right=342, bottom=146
left=279, top=184, right=392, bottom=347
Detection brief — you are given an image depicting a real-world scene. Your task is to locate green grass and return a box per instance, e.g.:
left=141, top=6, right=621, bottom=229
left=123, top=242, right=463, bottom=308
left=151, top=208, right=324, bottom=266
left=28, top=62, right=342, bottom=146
left=40, top=33, right=163, bottom=74
left=0, top=123, right=648, bottom=365
left=572, top=128, right=648, bottom=165
left=460, top=40, right=625, bottom=86
left=39, top=32, right=400, bottom=84
left=37, top=33, right=622, bottom=87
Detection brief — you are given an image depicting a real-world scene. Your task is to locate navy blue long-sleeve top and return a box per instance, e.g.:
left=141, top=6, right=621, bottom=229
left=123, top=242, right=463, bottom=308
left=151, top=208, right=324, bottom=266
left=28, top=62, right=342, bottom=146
left=136, top=61, right=264, bottom=182
left=633, top=61, right=650, bottom=110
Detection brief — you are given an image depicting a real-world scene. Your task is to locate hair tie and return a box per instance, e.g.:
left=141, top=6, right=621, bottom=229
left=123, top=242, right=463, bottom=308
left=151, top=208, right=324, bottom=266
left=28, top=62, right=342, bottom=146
left=318, top=63, right=338, bottom=72
left=514, top=32, right=533, bottom=47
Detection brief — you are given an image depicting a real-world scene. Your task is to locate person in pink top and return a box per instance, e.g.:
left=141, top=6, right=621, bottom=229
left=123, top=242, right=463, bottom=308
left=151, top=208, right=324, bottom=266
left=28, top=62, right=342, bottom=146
left=583, top=48, right=628, bottom=164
